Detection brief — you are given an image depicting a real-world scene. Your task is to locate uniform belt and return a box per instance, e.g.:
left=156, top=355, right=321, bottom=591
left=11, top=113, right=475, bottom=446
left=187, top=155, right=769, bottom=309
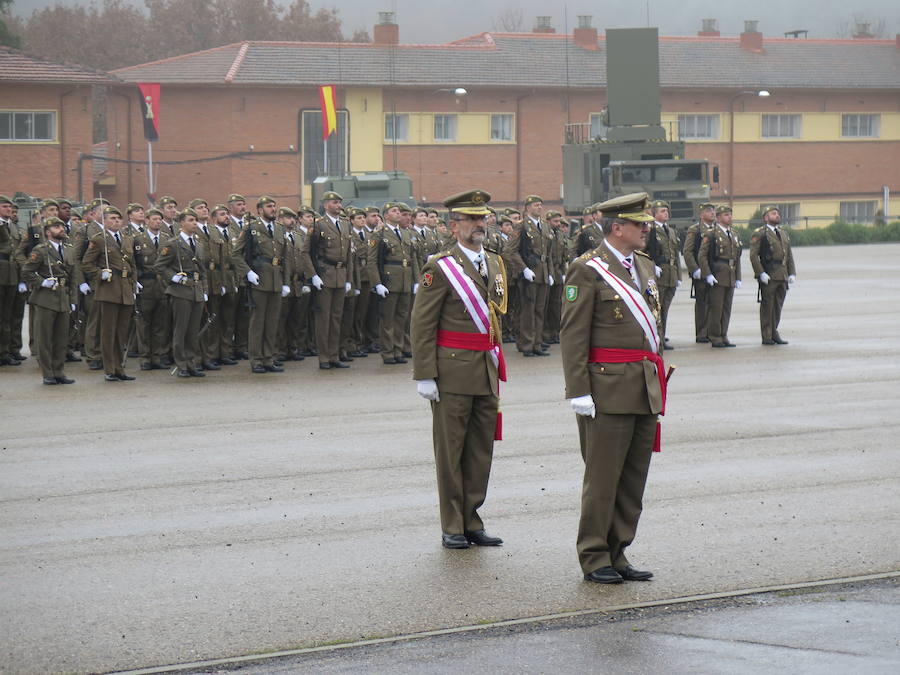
left=109, top=268, right=131, bottom=277
left=322, top=259, right=345, bottom=268
left=384, top=260, right=409, bottom=267
left=139, top=272, right=157, bottom=281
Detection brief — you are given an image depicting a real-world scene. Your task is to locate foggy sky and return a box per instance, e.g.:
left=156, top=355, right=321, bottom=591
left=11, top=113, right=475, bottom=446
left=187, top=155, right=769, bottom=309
left=10, top=0, right=900, bottom=44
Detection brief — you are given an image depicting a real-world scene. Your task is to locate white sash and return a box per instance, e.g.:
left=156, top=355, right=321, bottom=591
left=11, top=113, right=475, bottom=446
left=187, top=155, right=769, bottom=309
left=585, top=257, right=660, bottom=353
left=436, top=255, right=499, bottom=368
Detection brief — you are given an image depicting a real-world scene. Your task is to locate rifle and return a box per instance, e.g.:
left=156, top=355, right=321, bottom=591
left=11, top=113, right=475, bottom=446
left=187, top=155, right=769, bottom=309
left=242, top=220, right=258, bottom=309
left=197, top=311, right=218, bottom=340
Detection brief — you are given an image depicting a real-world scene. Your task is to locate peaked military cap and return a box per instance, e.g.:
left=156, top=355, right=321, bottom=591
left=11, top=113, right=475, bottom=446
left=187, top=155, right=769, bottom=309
left=176, top=208, right=198, bottom=221
left=126, top=202, right=144, bottom=214
left=698, top=202, right=715, bottom=212
left=277, top=206, right=297, bottom=218
left=523, top=195, right=543, bottom=206
left=227, top=193, right=246, bottom=203
left=146, top=208, right=163, bottom=218
left=102, top=205, right=122, bottom=217
left=321, top=191, right=343, bottom=202
left=443, top=189, right=492, bottom=216
left=427, top=208, right=439, bottom=217
left=40, top=199, right=59, bottom=209
left=256, top=195, right=276, bottom=208
left=716, top=205, right=733, bottom=215
left=596, top=192, right=653, bottom=222
left=651, top=200, right=670, bottom=210
left=158, top=196, right=177, bottom=207
left=188, top=198, right=208, bottom=209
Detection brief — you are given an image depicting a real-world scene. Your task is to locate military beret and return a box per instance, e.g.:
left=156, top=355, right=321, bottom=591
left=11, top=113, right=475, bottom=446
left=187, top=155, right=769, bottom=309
left=427, top=209, right=439, bottom=216
left=158, top=196, right=177, bottom=207
left=503, top=208, right=521, bottom=217
left=0, top=195, right=13, bottom=205
left=596, top=192, right=653, bottom=223
left=256, top=195, right=276, bottom=208
left=698, top=202, right=715, bottom=212
left=227, top=193, right=246, bottom=203
left=103, top=205, right=122, bottom=217
left=443, top=189, right=491, bottom=216
left=277, top=206, right=297, bottom=218
left=56, top=198, right=72, bottom=207
left=545, top=210, right=562, bottom=220
left=582, top=206, right=593, bottom=215
left=146, top=208, right=163, bottom=218
left=364, top=206, right=380, bottom=214
left=715, top=205, right=733, bottom=215
left=413, top=207, right=428, bottom=216
left=523, top=195, right=543, bottom=206
left=42, top=216, right=65, bottom=230
left=651, top=200, right=670, bottom=210
left=176, top=208, right=198, bottom=222
left=89, top=197, right=110, bottom=210
left=397, top=202, right=413, bottom=213
left=297, top=205, right=316, bottom=216
left=126, top=202, right=144, bottom=214
left=40, top=199, right=59, bottom=209
left=321, top=191, right=343, bottom=202
left=499, top=214, right=513, bottom=224
left=211, top=203, right=229, bottom=214
left=188, top=198, right=208, bottom=209
left=486, top=206, right=497, bottom=214
left=762, top=205, right=780, bottom=216
left=381, top=202, right=400, bottom=215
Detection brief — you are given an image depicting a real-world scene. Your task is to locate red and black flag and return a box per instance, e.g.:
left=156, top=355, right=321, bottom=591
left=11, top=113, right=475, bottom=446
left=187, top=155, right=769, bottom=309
left=137, top=83, right=160, bottom=141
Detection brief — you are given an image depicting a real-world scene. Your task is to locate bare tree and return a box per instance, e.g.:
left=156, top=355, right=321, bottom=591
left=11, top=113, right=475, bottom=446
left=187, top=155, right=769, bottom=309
left=492, top=5, right=525, bottom=33
left=835, top=13, right=888, bottom=39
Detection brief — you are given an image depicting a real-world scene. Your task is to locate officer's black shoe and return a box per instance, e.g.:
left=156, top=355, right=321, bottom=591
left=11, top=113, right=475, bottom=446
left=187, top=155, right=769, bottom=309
left=307, top=349, right=318, bottom=357
left=42, top=377, right=59, bottom=385
left=534, top=349, right=551, bottom=356
left=724, top=341, right=737, bottom=347
left=11, top=352, right=26, bottom=361
left=104, top=373, right=119, bottom=382
left=89, top=359, right=104, bottom=370
left=762, top=339, right=776, bottom=345
left=218, top=357, right=238, bottom=366
left=1, top=355, right=20, bottom=365
left=272, top=360, right=284, bottom=367
left=291, top=352, right=305, bottom=362
left=663, top=344, right=675, bottom=350
left=329, top=361, right=350, bottom=369
left=696, top=337, right=710, bottom=343
left=56, top=376, right=75, bottom=384
left=349, top=350, right=367, bottom=358
left=367, top=345, right=381, bottom=354
left=150, top=362, right=166, bottom=370
left=711, top=342, right=728, bottom=348
left=394, top=357, right=408, bottom=364
left=265, top=364, right=284, bottom=373
left=540, top=343, right=550, bottom=350
left=116, top=373, right=136, bottom=381
left=202, top=361, right=221, bottom=371
left=402, top=351, right=413, bottom=358
left=140, top=363, right=153, bottom=371
left=502, top=336, right=515, bottom=343
left=522, top=351, right=535, bottom=357
left=251, top=364, right=267, bottom=373
left=773, top=337, right=789, bottom=345
left=441, top=533, right=470, bottom=549
left=234, top=351, right=249, bottom=361
left=188, top=368, right=206, bottom=377
left=616, top=565, right=654, bottom=581
left=318, top=362, right=332, bottom=370
left=339, top=354, right=353, bottom=362
left=65, top=353, right=82, bottom=363
left=549, top=338, right=560, bottom=344
left=465, top=530, right=503, bottom=546
left=177, top=369, right=192, bottom=378
left=584, top=566, right=624, bottom=584
left=160, top=356, right=175, bottom=366
left=127, top=351, right=139, bottom=358
left=382, top=357, right=397, bottom=365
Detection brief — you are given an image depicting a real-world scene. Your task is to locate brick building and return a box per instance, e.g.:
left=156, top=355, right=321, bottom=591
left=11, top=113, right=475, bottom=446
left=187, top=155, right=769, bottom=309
left=0, top=46, right=112, bottom=201
left=54, top=17, right=900, bottom=224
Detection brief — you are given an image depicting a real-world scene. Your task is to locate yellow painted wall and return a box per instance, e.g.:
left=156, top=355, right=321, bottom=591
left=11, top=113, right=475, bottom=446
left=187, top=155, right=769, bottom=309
left=662, top=112, right=900, bottom=142
left=345, top=88, right=384, bottom=172
left=390, top=112, right=516, bottom=146
left=732, top=199, right=882, bottom=228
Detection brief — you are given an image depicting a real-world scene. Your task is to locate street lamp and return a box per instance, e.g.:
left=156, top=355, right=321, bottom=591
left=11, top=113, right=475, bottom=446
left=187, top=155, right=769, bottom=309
left=728, top=89, right=770, bottom=209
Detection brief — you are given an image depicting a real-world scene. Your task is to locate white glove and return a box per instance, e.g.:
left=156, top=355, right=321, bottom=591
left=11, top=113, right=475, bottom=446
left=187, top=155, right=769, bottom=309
left=788, top=275, right=796, bottom=284
left=301, top=285, right=312, bottom=294
left=676, top=279, right=682, bottom=288
left=413, top=283, right=420, bottom=294
left=570, top=394, right=596, bottom=418
left=561, top=274, right=566, bottom=283
left=548, top=275, right=555, bottom=286
left=354, top=289, right=360, bottom=296
left=246, top=270, right=260, bottom=285
left=523, top=267, right=536, bottom=282
left=203, top=292, right=209, bottom=302
left=17, top=282, right=28, bottom=293
left=735, top=280, right=742, bottom=290
left=692, top=269, right=701, bottom=280
left=100, top=269, right=112, bottom=281
left=344, top=282, right=352, bottom=294
left=136, top=281, right=144, bottom=293
left=79, top=282, right=92, bottom=294
left=281, top=285, right=291, bottom=297
left=220, top=286, right=227, bottom=296
left=758, top=272, right=770, bottom=285
left=375, top=283, right=389, bottom=298
left=171, top=273, right=184, bottom=284
left=41, top=277, right=57, bottom=288
left=654, top=265, right=662, bottom=278
left=416, top=379, right=440, bottom=402
left=311, top=274, right=323, bottom=290
left=70, top=303, right=77, bottom=312
left=705, top=274, right=717, bottom=286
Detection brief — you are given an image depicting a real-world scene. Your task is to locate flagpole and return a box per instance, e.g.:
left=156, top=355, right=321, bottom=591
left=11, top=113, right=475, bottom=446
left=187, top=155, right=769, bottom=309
left=147, top=140, right=154, bottom=198
left=324, top=134, right=328, bottom=175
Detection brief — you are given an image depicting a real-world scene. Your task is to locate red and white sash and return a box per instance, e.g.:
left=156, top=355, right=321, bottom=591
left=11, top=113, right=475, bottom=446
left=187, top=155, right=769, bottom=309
left=585, top=257, right=660, bottom=353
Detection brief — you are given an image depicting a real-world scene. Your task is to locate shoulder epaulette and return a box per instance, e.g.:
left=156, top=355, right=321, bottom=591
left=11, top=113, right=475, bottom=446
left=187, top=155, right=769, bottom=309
left=634, top=250, right=650, bottom=259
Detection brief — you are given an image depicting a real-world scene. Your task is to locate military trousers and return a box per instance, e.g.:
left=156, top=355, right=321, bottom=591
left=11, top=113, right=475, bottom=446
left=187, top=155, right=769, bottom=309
left=139, top=293, right=170, bottom=366
left=33, top=305, right=69, bottom=378
left=97, top=300, right=133, bottom=375
left=364, top=291, right=381, bottom=348
left=249, top=289, right=281, bottom=367
left=351, top=281, right=372, bottom=351
left=12, top=287, right=26, bottom=354
left=516, top=279, right=549, bottom=353
left=339, top=289, right=356, bottom=354
left=203, top=290, right=237, bottom=362
left=314, top=286, right=345, bottom=364
left=707, top=284, right=734, bottom=344
left=233, top=284, right=250, bottom=355
left=659, top=283, right=676, bottom=338
left=84, top=291, right=102, bottom=361
left=759, top=280, right=788, bottom=341
left=276, top=293, right=303, bottom=357
left=0, top=283, right=15, bottom=357
left=502, top=283, right=519, bottom=342
left=171, top=296, right=203, bottom=370
left=543, top=281, right=562, bottom=343
left=379, top=290, right=411, bottom=360
left=691, top=279, right=709, bottom=340
left=576, top=411, right=656, bottom=574
left=431, top=391, right=498, bottom=534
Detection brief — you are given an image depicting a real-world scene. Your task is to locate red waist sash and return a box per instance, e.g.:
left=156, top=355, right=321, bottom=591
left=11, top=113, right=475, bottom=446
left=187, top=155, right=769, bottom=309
left=588, top=347, right=667, bottom=452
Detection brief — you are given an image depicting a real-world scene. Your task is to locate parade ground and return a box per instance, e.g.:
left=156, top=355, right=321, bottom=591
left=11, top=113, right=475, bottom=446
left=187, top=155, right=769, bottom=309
left=2, top=243, right=899, bottom=674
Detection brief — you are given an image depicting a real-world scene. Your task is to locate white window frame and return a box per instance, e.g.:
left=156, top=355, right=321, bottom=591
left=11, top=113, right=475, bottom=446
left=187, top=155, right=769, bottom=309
left=678, top=114, right=720, bottom=140
left=384, top=113, right=409, bottom=142
left=589, top=113, right=609, bottom=140
left=0, top=110, right=58, bottom=142
left=433, top=114, right=457, bottom=142
left=839, top=201, right=876, bottom=224
left=761, top=114, right=801, bottom=139
left=841, top=114, right=879, bottom=138
left=490, top=113, right=514, bottom=142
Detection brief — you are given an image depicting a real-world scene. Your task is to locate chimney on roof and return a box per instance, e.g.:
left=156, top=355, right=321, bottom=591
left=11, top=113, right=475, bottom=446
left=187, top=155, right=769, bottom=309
left=534, top=16, right=555, bottom=34
left=740, top=20, right=764, bottom=52
left=698, top=19, right=720, bottom=37
left=573, top=15, right=598, bottom=50
left=853, top=23, right=873, bottom=39
left=374, top=11, right=399, bottom=45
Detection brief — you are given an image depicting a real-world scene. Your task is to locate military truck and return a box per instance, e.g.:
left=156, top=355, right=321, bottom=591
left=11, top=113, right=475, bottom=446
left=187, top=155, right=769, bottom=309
left=311, top=171, right=415, bottom=210
left=561, top=28, right=718, bottom=230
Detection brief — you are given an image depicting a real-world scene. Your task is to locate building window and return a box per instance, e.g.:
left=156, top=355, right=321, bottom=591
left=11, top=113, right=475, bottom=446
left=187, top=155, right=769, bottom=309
left=589, top=113, right=609, bottom=140
left=839, top=201, right=876, bottom=224
left=759, top=203, right=800, bottom=225
left=678, top=114, right=720, bottom=140
left=761, top=114, right=801, bottom=139
left=0, top=110, right=57, bottom=142
left=384, top=113, right=408, bottom=142
left=490, top=114, right=514, bottom=141
left=841, top=114, right=879, bottom=138
left=301, top=109, right=348, bottom=184
left=433, top=114, right=457, bottom=142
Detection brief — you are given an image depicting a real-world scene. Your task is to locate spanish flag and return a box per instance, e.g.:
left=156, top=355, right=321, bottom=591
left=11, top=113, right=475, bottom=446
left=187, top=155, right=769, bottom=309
left=319, top=85, right=338, bottom=140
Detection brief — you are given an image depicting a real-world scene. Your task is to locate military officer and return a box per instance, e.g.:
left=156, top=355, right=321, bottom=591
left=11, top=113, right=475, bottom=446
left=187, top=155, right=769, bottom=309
left=0, top=195, right=24, bottom=366
left=227, top=194, right=251, bottom=360
left=699, top=205, right=743, bottom=348
left=71, top=197, right=109, bottom=368
left=295, top=206, right=318, bottom=356
left=369, top=202, right=419, bottom=364
left=339, top=207, right=370, bottom=359
left=196, top=202, right=237, bottom=369
left=23, top=217, right=80, bottom=384
left=155, top=208, right=208, bottom=378
left=134, top=208, right=170, bottom=370
left=232, top=196, right=291, bottom=373
left=411, top=189, right=508, bottom=549
left=126, top=203, right=145, bottom=236
left=560, top=192, right=664, bottom=584
left=81, top=205, right=138, bottom=381
left=645, top=200, right=683, bottom=349
left=571, top=203, right=605, bottom=258
left=277, top=206, right=314, bottom=361
left=543, top=210, right=566, bottom=345
left=750, top=206, right=797, bottom=345
left=158, top=196, right=179, bottom=236
left=682, top=202, right=716, bottom=343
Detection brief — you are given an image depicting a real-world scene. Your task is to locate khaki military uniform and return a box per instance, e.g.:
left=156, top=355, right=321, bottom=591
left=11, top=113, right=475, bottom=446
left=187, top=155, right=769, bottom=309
left=571, top=222, right=605, bottom=259
left=71, top=220, right=105, bottom=361
left=0, top=217, right=23, bottom=363
left=370, top=224, right=419, bottom=362
left=699, top=225, right=742, bottom=346
left=340, top=227, right=373, bottom=356
left=134, top=230, right=171, bottom=368
left=543, top=225, right=567, bottom=344
left=81, top=230, right=138, bottom=376
left=23, top=240, right=80, bottom=379
left=645, top=221, right=683, bottom=341
left=308, top=215, right=353, bottom=365
left=155, top=233, right=207, bottom=372
left=504, top=217, right=553, bottom=354
left=277, top=228, right=315, bottom=359
left=560, top=242, right=664, bottom=574
left=411, top=244, right=507, bottom=535
left=682, top=221, right=714, bottom=341
left=750, top=225, right=796, bottom=342
left=13, top=223, right=42, bottom=357
left=229, top=215, right=251, bottom=358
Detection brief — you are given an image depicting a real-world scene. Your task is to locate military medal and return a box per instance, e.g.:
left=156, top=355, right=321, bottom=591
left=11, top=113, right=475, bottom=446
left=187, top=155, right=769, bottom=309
left=422, top=272, right=433, bottom=287
left=494, top=273, right=504, bottom=297
left=614, top=306, right=624, bottom=320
